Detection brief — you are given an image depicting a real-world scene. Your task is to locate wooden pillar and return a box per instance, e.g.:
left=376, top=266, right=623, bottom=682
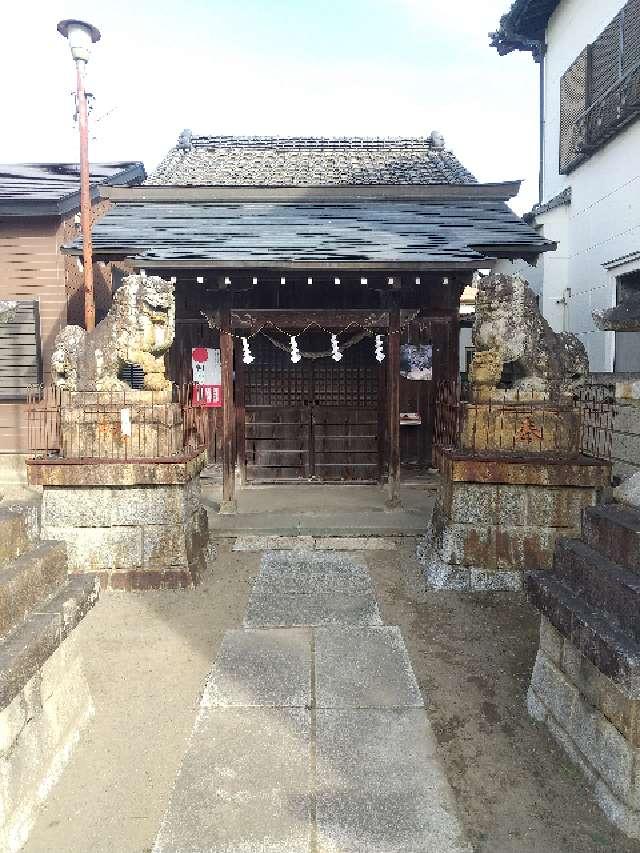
left=447, top=275, right=467, bottom=380
left=234, top=339, right=246, bottom=486
left=377, top=360, right=387, bottom=485
left=386, top=299, right=401, bottom=508
left=220, top=306, right=236, bottom=512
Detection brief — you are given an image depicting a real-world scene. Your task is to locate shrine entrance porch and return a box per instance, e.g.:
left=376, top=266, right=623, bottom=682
left=203, top=481, right=436, bottom=543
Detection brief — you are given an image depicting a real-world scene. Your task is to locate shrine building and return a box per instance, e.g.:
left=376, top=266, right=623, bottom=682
left=64, top=131, right=553, bottom=508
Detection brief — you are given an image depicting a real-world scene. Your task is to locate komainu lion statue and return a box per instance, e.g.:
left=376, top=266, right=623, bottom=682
left=52, top=274, right=175, bottom=392
left=469, top=274, right=588, bottom=399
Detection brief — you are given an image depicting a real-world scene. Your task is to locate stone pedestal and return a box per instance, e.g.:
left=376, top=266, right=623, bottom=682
left=526, top=503, right=640, bottom=838
left=27, top=451, right=209, bottom=590
left=418, top=449, right=609, bottom=590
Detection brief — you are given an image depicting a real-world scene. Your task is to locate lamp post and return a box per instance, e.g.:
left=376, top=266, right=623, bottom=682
left=57, top=19, right=101, bottom=332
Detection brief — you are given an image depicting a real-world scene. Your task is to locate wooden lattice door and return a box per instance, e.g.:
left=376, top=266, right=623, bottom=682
left=242, top=334, right=381, bottom=483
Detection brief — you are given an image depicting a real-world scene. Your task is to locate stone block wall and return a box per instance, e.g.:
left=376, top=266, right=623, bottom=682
left=529, top=618, right=640, bottom=838
left=0, top=632, right=93, bottom=852
left=41, top=478, right=209, bottom=590
left=418, top=479, right=600, bottom=591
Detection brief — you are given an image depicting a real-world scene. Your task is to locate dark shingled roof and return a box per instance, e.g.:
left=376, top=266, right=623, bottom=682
left=491, top=0, right=561, bottom=56
left=0, top=162, right=146, bottom=216
left=147, top=134, right=478, bottom=187
left=64, top=200, right=555, bottom=268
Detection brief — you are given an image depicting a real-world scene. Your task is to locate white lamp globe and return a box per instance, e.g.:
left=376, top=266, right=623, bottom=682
left=57, top=19, right=101, bottom=63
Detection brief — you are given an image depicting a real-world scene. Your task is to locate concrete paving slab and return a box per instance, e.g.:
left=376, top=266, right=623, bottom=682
left=154, top=707, right=312, bottom=853
left=315, top=626, right=423, bottom=709
left=313, top=537, right=398, bottom=550
left=234, top=485, right=436, bottom=516
left=255, top=550, right=372, bottom=594
left=232, top=535, right=315, bottom=551
left=244, top=591, right=383, bottom=628
left=232, top=536, right=400, bottom=552
left=201, top=628, right=312, bottom=708
left=261, top=549, right=368, bottom=569
left=209, top=508, right=430, bottom=539
left=315, top=709, right=471, bottom=853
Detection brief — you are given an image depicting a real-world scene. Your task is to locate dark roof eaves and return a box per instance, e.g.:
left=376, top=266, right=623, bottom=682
left=0, top=161, right=146, bottom=217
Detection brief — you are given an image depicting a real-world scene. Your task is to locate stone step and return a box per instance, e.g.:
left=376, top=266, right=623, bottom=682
left=582, top=504, right=640, bottom=573
left=0, top=508, right=31, bottom=569
left=232, top=535, right=398, bottom=552
left=554, top=538, right=640, bottom=643
left=0, top=573, right=100, bottom=710
left=0, top=541, right=69, bottom=640
left=525, top=570, right=640, bottom=695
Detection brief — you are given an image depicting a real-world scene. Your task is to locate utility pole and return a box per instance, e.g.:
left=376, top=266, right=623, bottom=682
left=57, top=19, right=101, bottom=331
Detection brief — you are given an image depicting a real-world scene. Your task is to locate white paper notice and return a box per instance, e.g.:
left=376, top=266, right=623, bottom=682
left=120, top=407, right=132, bottom=437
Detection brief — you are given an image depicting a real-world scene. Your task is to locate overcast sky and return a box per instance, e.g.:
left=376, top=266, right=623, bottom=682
left=3, top=0, right=540, bottom=214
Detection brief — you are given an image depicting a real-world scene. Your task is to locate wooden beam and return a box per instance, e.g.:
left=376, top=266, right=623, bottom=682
left=220, top=306, right=236, bottom=512
left=225, top=309, right=391, bottom=330
left=127, top=258, right=494, bottom=272
left=386, top=295, right=402, bottom=508
left=215, top=309, right=443, bottom=333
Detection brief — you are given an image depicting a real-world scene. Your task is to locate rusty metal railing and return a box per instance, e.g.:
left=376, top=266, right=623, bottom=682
left=433, top=380, right=616, bottom=462
left=577, top=383, right=616, bottom=462
left=433, top=378, right=462, bottom=456
left=27, top=383, right=216, bottom=462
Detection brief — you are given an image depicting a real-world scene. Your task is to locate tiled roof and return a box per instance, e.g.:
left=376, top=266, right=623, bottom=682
left=147, top=134, right=477, bottom=187
left=0, top=162, right=146, bottom=216
left=530, top=186, right=572, bottom=218
left=491, top=0, right=561, bottom=56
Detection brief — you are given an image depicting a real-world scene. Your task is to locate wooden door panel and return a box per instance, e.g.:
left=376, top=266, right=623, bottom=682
left=312, top=408, right=379, bottom=482
left=245, top=407, right=309, bottom=481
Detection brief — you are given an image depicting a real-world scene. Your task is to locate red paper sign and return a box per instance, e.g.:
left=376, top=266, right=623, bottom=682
left=192, top=384, right=223, bottom=408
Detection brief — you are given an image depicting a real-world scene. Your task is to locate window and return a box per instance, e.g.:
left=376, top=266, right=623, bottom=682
left=615, top=270, right=640, bottom=372
left=0, top=301, right=42, bottom=400
left=559, top=0, right=640, bottom=174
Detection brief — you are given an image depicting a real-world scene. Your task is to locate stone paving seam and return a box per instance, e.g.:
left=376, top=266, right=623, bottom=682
left=310, top=627, right=319, bottom=853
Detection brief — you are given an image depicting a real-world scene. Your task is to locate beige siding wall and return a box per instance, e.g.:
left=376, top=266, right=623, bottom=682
left=0, top=200, right=119, bottom=457
left=0, top=217, right=64, bottom=453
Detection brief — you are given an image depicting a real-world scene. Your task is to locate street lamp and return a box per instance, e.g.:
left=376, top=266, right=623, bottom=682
left=57, top=19, right=101, bottom=332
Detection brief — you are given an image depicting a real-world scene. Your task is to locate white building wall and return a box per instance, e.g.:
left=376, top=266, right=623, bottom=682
left=493, top=256, right=543, bottom=300
left=459, top=326, right=473, bottom=374
left=537, top=205, right=570, bottom=333
left=538, top=0, right=640, bottom=371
